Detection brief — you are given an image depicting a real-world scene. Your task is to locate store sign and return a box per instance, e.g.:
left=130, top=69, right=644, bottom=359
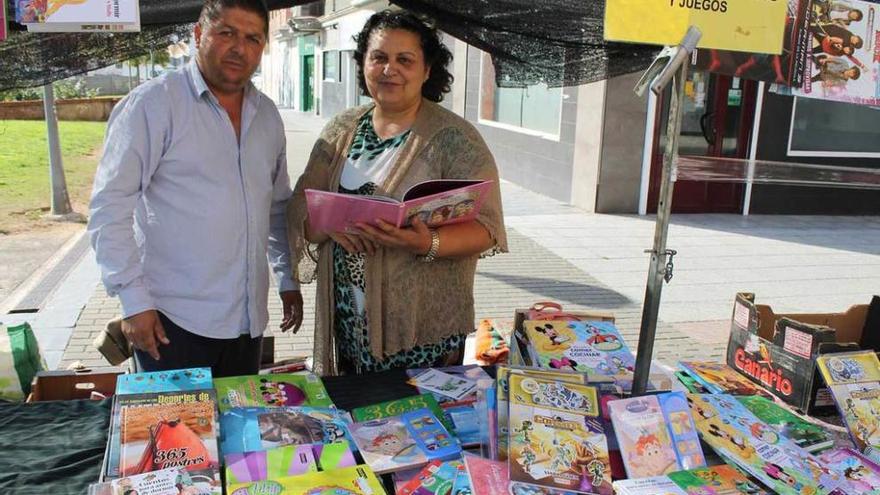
left=604, top=0, right=789, bottom=54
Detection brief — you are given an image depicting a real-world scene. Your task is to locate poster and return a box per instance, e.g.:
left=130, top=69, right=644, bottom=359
left=773, top=0, right=880, bottom=106
left=15, top=0, right=140, bottom=32
left=693, top=0, right=813, bottom=87
left=604, top=0, right=789, bottom=54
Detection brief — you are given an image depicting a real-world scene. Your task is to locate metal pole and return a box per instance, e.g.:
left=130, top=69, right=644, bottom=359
left=631, top=61, right=689, bottom=396
left=43, top=84, right=72, bottom=216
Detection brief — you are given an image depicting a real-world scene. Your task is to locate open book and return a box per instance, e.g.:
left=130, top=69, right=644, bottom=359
left=305, top=179, right=492, bottom=234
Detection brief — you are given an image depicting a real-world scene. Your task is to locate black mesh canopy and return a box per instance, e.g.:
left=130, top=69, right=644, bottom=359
left=0, top=0, right=660, bottom=91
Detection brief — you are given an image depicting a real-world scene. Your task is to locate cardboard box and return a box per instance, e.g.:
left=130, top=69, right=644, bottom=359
left=27, top=367, right=125, bottom=402
left=726, top=292, right=870, bottom=414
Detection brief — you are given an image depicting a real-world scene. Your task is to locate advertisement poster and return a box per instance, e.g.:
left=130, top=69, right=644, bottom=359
left=693, top=0, right=813, bottom=86
left=15, top=0, right=139, bottom=32
left=774, top=0, right=880, bottom=106
left=604, top=0, right=789, bottom=54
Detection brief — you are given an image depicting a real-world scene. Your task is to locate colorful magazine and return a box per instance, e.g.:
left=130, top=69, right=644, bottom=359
left=349, top=408, right=461, bottom=474
left=462, top=453, right=509, bottom=495
left=14, top=0, right=140, bottom=31
left=508, top=373, right=611, bottom=494
left=213, top=373, right=333, bottom=412
left=399, top=460, right=464, bottom=495
left=736, top=395, right=833, bottom=452
left=305, top=179, right=492, bottom=233
left=219, top=406, right=355, bottom=455
left=611, top=476, right=687, bottom=495
left=497, top=366, right=588, bottom=461
left=523, top=320, right=670, bottom=392
left=608, top=392, right=706, bottom=478
left=667, top=464, right=770, bottom=495
left=679, top=361, right=771, bottom=397
left=773, top=0, right=880, bottom=107
left=119, top=393, right=220, bottom=479
left=452, top=466, right=474, bottom=495
left=351, top=394, right=452, bottom=432
left=817, top=351, right=880, bottom=458
left=405, top=365, right=493, bottom=406
left=226, top=465, right=385, bottom=495
left=688, top=393, right=844, bottom=494
left=223, top=443, right=356, bottom=484
left=408, top=368, right=479, bottom=401
left=818, top=447, right=880, bottom=494
left=108, top=466, right=220, bottom=495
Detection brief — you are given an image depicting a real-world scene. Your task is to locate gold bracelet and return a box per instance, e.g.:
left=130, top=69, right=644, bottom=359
left=420, top=229, right=440, bottom=263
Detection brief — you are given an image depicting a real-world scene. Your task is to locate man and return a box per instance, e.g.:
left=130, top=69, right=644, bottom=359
left=88, top=0, right=302, bottom=377
left=812, top=55, right=861, bottom=89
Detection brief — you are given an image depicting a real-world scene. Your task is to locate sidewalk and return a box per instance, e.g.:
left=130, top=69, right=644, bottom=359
left=3, top=109, right=878, bottom=371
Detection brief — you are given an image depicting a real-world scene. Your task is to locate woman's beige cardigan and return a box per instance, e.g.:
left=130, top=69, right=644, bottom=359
left=287, top=100, right=508, bottom=375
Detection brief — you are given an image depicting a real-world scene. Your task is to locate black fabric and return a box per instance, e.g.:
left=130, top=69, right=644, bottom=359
left=133, top=312, right=263, bottom=378
left=0, top=398, right=111, bottom=494
left=390, top=0, right=659, bottom=88
left=1, top=0, right=658, bottom=91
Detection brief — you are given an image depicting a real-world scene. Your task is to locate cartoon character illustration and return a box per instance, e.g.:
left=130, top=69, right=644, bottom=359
left=452, top=199, right=476, bottom=218
left=259, top=378, right=307, bottom=407
left=629, top=432, right=676, bottom=475
left=749, top=422, right=780, bottom=445
left=705, top=423, right=755, bottom=459
left=533, top=323, right=570, bottom=346
left=763, top=463, right=811, bottom=493
left=584, top=324, right=621, bottom=351
left=549, top=357, right=578, bottom=371
left=515, top=420, right=534, bottom=443
left=843, top=464, right=876, bottom=491
left=827, top=357, right=865, bottom=382
left=370, top=432, right=407, bottom=456
left=609, top=355, right=634, bottom=374
left=669, top=411, right=693, bottom=435
left=519, top=445, right=537, bottom=473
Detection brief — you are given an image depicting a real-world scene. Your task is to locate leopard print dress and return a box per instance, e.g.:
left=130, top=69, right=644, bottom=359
left=333, top=112, right=465, bottom=375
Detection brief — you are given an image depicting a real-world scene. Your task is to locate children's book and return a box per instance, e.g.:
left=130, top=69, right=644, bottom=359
left=305, top=179, right=492, bottom=234
left=679, top=361, right=771, bottom=397
left=496, top=366, right=587, bottom=462
left=611, top=476, right=687, bottom=495
left=226, top=465, right=386, bottom=495
left=667, top=464, right=771, bottom=495
left=816, top=351, right=880, bottom=457
left=119, top=393, right=220, bottom=480
left=351, top=394, right=452, bottom=433
left=405, top=365, right=493, bottom=406
left=107, top=466, right=221, bottom=495
left=736, top=395, right=833, bottom=453
left=818, top=447, right=880, bottom=494
left=463, top=453, right=509, bottom=495
left=213, top=373, right=333, bottom=412
left=219, top=406, right=356, bottom=455
left=522, top=320, right=671, bottom=392
left=349, top=407, right=461, bottom=474
left=223, top=442, right=356, bottom=484
left=688, top=393, right=844, bottom=495
left=399, top=460, right=464, bottom=495
left=408, top=369, right=479, bottom=401
left=675, top=371, right=709, bottom=394
left=507, top=373, right=611, bottom=495
left=608, top=392, right=706, bottom=478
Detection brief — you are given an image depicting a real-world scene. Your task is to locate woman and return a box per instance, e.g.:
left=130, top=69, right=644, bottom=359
left=288, top=10, right=507, bottom=375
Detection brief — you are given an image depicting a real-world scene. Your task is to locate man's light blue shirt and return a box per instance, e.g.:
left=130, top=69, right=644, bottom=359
left=89, top=61, right=296, bottom=339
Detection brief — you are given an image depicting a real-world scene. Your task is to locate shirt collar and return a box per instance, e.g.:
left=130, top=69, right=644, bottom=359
left=187, top=59, right=260, bottom=106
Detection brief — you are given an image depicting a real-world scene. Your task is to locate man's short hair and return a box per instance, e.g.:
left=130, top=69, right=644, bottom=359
left=199, top=0, right=270, bottom=35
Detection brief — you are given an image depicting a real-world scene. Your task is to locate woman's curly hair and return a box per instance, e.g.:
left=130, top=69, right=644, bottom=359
left=353, top=9, right=453, bottom=102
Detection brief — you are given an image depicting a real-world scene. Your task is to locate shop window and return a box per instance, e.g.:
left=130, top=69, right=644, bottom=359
left=478, top=52, right=562, bottom=137
left=323, top=50, right=339, bottom=82
left=788, top=97, right=880, bottom=157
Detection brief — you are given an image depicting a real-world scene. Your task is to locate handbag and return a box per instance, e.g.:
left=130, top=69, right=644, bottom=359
left=526, top=301, right=586, bottom=321
left=92, top=317, right=132, bottom=366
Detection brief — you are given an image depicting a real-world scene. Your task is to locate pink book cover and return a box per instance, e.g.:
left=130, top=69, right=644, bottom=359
left=305, top=179, right=491, bottom=234
left=463, top=453, right=509, bottom=495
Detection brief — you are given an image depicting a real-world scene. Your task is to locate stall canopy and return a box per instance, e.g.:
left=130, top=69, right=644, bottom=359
left=0, top=0, right=658, bottom=91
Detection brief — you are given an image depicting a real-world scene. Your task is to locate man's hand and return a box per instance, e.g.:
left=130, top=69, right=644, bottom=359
left=122, top=309, right=169, bottom=361
left=280, top=290, right=304, bottom=333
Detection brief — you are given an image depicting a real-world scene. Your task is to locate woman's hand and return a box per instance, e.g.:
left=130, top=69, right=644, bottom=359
left=329, top=231, right=378, bottom=255
left=355, top=217, right=433, bottom=255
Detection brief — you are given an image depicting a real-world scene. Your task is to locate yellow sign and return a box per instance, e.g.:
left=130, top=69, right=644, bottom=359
left=604, top=0, right=789, bottom=54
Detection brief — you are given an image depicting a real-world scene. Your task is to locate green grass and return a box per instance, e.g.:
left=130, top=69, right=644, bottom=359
left=0, top=120, right=106, bottom=234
